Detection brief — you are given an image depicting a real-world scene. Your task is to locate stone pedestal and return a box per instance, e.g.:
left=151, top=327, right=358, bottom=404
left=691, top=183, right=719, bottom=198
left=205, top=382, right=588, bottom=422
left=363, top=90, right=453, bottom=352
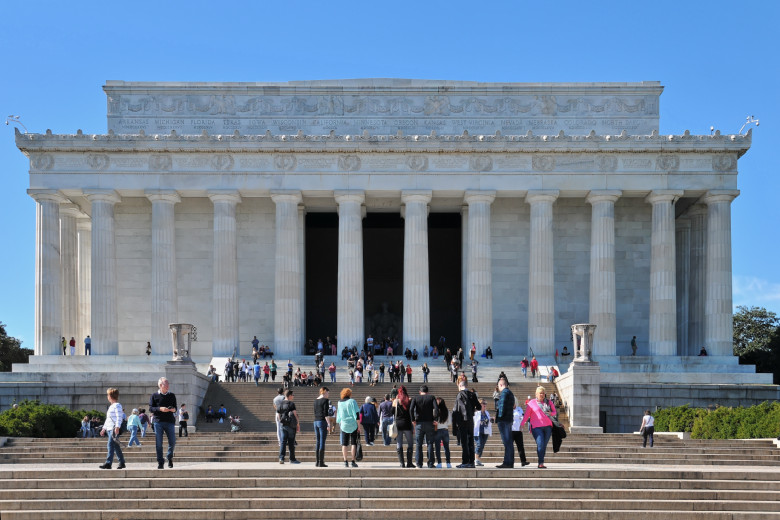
left=402, top=191, right=431, bottom=351
left=164, top=359, right=210, bottom=428
left=564, top=360, right=603, bottom=434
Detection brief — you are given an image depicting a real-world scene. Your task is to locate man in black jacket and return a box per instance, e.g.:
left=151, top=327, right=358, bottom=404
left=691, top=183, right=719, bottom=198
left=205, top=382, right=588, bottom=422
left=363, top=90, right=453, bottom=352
left=410, top=385, right=439, bottom=468
left=453, top=379, right=480, bottom=468
left=149, top=377, right=177, bottom=469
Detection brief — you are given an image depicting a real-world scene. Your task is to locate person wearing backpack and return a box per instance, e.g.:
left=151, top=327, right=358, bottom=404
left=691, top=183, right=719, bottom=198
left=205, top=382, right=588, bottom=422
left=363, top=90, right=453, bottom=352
left=360, top=396, right=379, bottom=446
left=277, top=390, right=300, bottom=464
left=453, top=378, right=481, bottom=468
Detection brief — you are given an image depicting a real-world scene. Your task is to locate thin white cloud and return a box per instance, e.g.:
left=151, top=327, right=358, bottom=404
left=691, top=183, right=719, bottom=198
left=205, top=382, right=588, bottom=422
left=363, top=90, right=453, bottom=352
left=733, top=275, right=780, bottom=313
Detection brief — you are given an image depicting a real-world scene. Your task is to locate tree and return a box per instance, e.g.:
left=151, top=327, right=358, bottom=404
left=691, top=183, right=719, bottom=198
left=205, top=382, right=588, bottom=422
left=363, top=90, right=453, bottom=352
left=733, top=306, right=780, bottom=383
left=0, top=322, right=31, bottom=372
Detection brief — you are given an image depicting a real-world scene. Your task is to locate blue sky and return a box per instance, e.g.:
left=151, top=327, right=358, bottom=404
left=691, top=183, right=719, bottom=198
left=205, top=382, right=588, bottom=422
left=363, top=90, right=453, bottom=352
left=1, top=1, right=778, bottom=346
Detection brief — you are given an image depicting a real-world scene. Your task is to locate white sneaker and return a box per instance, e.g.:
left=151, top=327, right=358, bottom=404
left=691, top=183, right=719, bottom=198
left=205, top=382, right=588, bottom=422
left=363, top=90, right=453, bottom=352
left=475, top=460, right=484, bottom=466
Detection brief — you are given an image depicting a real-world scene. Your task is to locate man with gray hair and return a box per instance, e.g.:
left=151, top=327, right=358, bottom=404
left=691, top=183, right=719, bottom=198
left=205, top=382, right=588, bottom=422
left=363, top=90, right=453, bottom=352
left=149, top=377, right=177, bottom=469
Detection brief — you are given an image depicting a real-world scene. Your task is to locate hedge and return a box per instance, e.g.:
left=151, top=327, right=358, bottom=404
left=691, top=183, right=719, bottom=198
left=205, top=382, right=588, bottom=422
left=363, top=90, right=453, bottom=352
left=0, top=400, right=105, bottom=438
left=653, top=402, right=780, bottom=439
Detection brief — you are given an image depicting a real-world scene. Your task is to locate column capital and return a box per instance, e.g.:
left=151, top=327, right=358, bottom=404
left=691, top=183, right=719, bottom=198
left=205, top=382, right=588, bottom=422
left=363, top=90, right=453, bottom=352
left=27, top=189, right=67, bottom=204
left=145, top=190, right=181, bottom=204
left=463, top=190, right=496, bottom=205
left=59, top=203, right=86, bottom=219
left=270, top=190, right=303, bottom=205
left=700, top=189, right=740, bottom=205
left=84, top=189, right=121, bottom=205
left=586, top=190, right=622, bottom=205
left=645, top=189, right=683, bottom=205
left=334, top=190, right=365, bottom=205
left=208, top=190, right=242, bottom=205
left=401, top=190, right=432, bottom=204
left=525, top=190, right=559, bottom=205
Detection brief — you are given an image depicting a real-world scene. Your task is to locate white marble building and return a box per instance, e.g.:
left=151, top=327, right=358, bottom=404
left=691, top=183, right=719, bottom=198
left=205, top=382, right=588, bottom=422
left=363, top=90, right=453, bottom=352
left=17, top=79, right=751, bottom=365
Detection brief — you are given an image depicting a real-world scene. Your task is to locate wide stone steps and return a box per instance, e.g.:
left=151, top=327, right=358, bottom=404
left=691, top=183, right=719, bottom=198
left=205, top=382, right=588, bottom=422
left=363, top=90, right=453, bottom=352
left=1, top=468, right=780, bottom=519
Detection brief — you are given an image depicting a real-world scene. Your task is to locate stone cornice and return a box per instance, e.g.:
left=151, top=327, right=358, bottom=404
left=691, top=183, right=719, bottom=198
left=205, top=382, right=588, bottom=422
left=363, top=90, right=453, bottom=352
left=16, top=128, right=751, bottom=157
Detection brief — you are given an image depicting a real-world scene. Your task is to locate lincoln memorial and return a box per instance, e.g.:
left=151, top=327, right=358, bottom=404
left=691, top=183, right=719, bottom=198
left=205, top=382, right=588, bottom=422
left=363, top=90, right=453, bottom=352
left=17, top=79, right=752, bottom=369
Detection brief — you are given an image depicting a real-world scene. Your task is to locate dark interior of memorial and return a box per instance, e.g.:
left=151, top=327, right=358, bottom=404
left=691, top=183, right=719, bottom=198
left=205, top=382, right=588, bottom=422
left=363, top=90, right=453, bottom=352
left=304, top=212, right=461, bottom=351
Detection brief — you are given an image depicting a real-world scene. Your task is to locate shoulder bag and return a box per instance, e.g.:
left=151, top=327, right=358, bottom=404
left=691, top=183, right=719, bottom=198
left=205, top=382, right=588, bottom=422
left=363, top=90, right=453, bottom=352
left=388, top=402, right=399, bottom=439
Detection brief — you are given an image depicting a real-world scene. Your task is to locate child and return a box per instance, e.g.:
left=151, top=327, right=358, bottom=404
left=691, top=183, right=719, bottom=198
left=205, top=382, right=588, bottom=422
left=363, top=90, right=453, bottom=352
left=178, top=404, right=189, bottom=437
left=99, top=387, right=126, bottom=469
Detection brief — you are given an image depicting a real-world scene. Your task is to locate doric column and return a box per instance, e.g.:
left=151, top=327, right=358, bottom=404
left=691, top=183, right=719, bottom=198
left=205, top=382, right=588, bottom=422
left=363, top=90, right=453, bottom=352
left=85, top=189, right=122, bottom=355
left=77, top=217, right=91, bottom=351
left=271, top=191, right=303, bottom=357
left=675, top=218, right=691, bottom=355
left=209, top=191, right=241, bottom=357
left=29, top=189, right=66, bottom=356
left=526, top=190, right=558, bottom=357
left=146, top=190, right=181, bottom=355
left=335, top=191, right=365, bottom=350
left=298, top=205, right=307, bottom=348
left=461, top=206, right=469, bottom=348
left=464, top=190, right=496, bottom=352
left=645, top=190, right=683, bottom=356
left=402, top=191, right=432, bottom=351
left=687, top=204, right=707, bottom=354
left=702, top=190, right=740, bottom=356
left=60, top=204, right=81, bottom=347
left=586, top=190, right=621, bottom=357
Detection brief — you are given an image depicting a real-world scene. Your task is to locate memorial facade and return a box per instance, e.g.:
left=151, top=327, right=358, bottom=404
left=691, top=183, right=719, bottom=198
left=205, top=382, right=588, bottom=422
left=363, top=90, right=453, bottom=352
left=18, top=80, right=751, bottom=363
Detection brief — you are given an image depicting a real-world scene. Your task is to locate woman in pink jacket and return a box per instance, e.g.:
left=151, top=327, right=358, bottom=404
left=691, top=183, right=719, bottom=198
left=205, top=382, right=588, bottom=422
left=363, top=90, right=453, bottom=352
left=519, top=385, right=557, bottom=468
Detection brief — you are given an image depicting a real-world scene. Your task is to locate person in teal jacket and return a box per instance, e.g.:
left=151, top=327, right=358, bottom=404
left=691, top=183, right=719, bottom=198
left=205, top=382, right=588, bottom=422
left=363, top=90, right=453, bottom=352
left=335, top=387, right=362, bottom=467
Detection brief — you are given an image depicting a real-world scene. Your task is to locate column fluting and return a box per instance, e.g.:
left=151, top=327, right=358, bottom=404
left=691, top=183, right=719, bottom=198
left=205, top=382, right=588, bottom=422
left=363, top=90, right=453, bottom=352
left=702, top=190, right=740, bottom=356
left=464, top=190, right=496, bottom=353
left=646, top=190, right=683, bottom=356
left=146, top=190, right=181, bottom=356
left=77, top=217, right=91, bottom=351
left=335, top=191, right=365, bottom=350
left=687, top=204, right=707, bottom=354
left=676, top=218, right=691, bottom=355
left=60, top=204, right=81, bottom=348
left=586, top=190, right=621, bottom=357
left=271, top=191, right=303, bottom=357
left=526, top=190, right=558, bottom=358
left=29, top=190, right=66, bottom=356
left=86, top=189, right=122, bottom=355
left=402, top=191, right=432, bottom=351
left=209, top=191, right=241, bottom=357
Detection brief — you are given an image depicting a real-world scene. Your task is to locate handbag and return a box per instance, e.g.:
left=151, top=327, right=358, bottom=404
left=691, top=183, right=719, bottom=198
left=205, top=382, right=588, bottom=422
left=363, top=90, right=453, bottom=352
left=388, top=402, right=399, bottom=439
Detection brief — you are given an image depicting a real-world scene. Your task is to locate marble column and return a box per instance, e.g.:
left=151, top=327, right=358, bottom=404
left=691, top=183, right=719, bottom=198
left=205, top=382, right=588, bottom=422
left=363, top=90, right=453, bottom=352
left=645, top=190, right=683, bottom=356
left=335, top=191, right=365, bottom=350
left=675, top=218, right=691, bottom=355
left=298, top=205, right=307, bottom=348
left=586, top=190, right=621, bottom=357
left=59, top=204, right=81, bottom=347
left=687, top=204, right=707, bottom=354
left=464, top=190, right=496, bottom=352
left=209, top=191, right=241, bottom=357
left=77, top=217, right=91, bottom=351
left=461, top=206, right=469, bottom=348
left=271, top=191, right=303, bottom=357
left=702, top=190, right=740, bottom=357
left=526, top=190, right=558, bottom=357
left=29, top=190, right=66, bottom=356
left=85, top=189, right=122, bottom=355
left=146, top=190, right=181, bottom=356
left=402, top=191, right=432, bottom=351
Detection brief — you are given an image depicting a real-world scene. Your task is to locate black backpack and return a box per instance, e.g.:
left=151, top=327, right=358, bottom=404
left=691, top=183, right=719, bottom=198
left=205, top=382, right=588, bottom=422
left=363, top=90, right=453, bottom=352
left=277, top=402, right=292, bottom=426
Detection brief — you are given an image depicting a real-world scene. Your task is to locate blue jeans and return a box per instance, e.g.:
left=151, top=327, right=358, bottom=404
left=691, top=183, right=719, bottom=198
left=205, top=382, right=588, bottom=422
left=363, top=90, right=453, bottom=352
left=314, top=420, right=328, bottom=451
left=280, top=426, right=297, bottom=461
left=423, top=373, right=428, bottom=382
left=330, top=372, right=336, bottom=382
left=128, top=425, right=141, bottom=446
left=475, top=432, right=488, bottom=456
left=381, top=417, right=394, bottom=446
left=521, top=366, right=527, bottom=378
left=434, top=428, right=450, bottom=464
left=379, top=372, right=384, bottom=382
left=531, top=425, right=552, bottom=465
left=105, top=430, right=125, bottom=465
left=154, top=421, right=176, bottom=465
left=396, top=429, right=413, bottom=451
left=414, top=422, right=435, bottom=467
left=458, top=424, right=475, bottom=465
left=497, top=420, right=514, bottom=466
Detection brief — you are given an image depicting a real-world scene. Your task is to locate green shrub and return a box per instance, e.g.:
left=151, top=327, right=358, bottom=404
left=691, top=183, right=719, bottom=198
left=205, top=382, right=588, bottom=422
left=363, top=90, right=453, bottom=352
left=654, top=402, right=780, bottom=439
left=0, top=400, right=98, bottom=438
